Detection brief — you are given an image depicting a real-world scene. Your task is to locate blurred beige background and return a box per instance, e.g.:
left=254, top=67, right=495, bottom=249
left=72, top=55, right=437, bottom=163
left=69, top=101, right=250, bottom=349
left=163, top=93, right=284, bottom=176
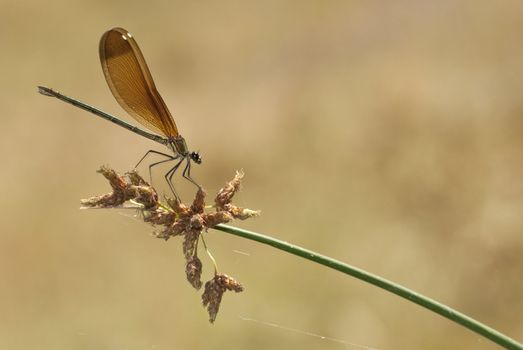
left=2, top=1, right=522, bottom=349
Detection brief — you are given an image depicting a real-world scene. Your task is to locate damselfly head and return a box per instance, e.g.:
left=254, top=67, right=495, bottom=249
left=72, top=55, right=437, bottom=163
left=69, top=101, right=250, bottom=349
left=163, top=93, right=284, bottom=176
left=191, top=151, right=202, bottom=164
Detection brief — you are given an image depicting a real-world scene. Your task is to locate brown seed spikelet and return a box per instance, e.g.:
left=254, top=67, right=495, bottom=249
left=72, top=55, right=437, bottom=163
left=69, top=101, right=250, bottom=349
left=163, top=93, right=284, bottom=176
left=80, top=166, right=159, bottom=209
left=204, top=211, right=234, bottom=227
left=183, top=228, right=200, bottom=260
left=80, top=166, right=129, bottom=207
left=186, top=255, right=203, bottom=290
left=202, top=274, right=244, bottom=323
left=191, top=187, right=206, bottom=213
left=215, top=171, right=243, bottom=209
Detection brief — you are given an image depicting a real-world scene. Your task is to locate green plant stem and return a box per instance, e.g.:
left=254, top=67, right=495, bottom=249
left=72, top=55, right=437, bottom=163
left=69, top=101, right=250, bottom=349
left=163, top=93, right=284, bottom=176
left=214, top=224, right=522, bottom=350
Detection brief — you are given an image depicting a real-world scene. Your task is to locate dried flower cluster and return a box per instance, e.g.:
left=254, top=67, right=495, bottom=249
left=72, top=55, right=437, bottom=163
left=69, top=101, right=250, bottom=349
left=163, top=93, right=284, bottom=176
left=81, top=166, right=258, bottom=322
left=202, top=274, right=244, bottom=323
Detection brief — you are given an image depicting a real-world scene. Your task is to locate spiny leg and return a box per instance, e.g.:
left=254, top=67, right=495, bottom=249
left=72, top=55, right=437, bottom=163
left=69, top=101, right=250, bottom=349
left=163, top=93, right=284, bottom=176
left=146, top=155, right=178, bottom=187
left=133, top=149, right=176, bottom=187
left=165, top=158, right=186, bottom=201
left=182, top=158, right=201, bottom=188
left=134, top=150, right=173, bottom=169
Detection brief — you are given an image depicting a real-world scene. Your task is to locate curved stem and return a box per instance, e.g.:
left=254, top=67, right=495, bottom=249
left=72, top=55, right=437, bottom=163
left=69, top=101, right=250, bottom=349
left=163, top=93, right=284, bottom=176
left=201, top=233, right=219, bottom=274
left=214, top=224, right=522, bottom=350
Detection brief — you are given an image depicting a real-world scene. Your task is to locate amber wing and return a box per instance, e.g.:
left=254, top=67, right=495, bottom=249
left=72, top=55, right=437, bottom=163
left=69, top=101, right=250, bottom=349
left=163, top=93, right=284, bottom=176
left=99, top=27, right=179, bottom=137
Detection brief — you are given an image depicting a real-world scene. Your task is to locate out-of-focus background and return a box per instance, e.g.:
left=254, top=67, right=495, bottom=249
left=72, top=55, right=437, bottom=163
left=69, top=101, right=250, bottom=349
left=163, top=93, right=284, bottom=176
left=2, top=1, right=522, bottom=349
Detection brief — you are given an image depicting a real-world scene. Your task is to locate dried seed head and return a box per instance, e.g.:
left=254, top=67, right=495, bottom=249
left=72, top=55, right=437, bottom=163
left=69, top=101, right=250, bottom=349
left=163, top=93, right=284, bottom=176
left=189, top=214, right=204, bottom=231
left=144, top=210, right=176, bottom=227
left=99, top=166, right=127, bottom=191
left=131, top=185, right=158, bottom=209
left=166, top=197, right=191, bottom=217
left=216, top=273, right=244, bottom=292
left=127, top=169, right=148, bottom=186
left=202, top=273, right=244, bottom=323
left=233, top=208, right=261, bottom=220
left=183, top=229, right=200, bottom=259
left=202, top=278, right=225, bottom=323
left=191, top=187, right=206, bottom=213
left=80, top=167, right=128, bottom=207
left=166, top=197, right=181, bottom=211
left=81, top=167, right=258, bottom=323
left=222, top=204, right=261, bottom=220
left=204, top=211, right=234, bottom=227
left=80, top=193, right=117, bottom=208
left=154, top=219, right=186, bottom=240
left=186, top=255, right=203, bottom=290
left=215, top=171, right=244, bottom=209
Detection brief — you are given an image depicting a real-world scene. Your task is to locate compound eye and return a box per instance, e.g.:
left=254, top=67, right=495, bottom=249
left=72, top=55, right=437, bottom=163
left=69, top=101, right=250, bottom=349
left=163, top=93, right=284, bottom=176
left=191, top=152, right=202, bottom=164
